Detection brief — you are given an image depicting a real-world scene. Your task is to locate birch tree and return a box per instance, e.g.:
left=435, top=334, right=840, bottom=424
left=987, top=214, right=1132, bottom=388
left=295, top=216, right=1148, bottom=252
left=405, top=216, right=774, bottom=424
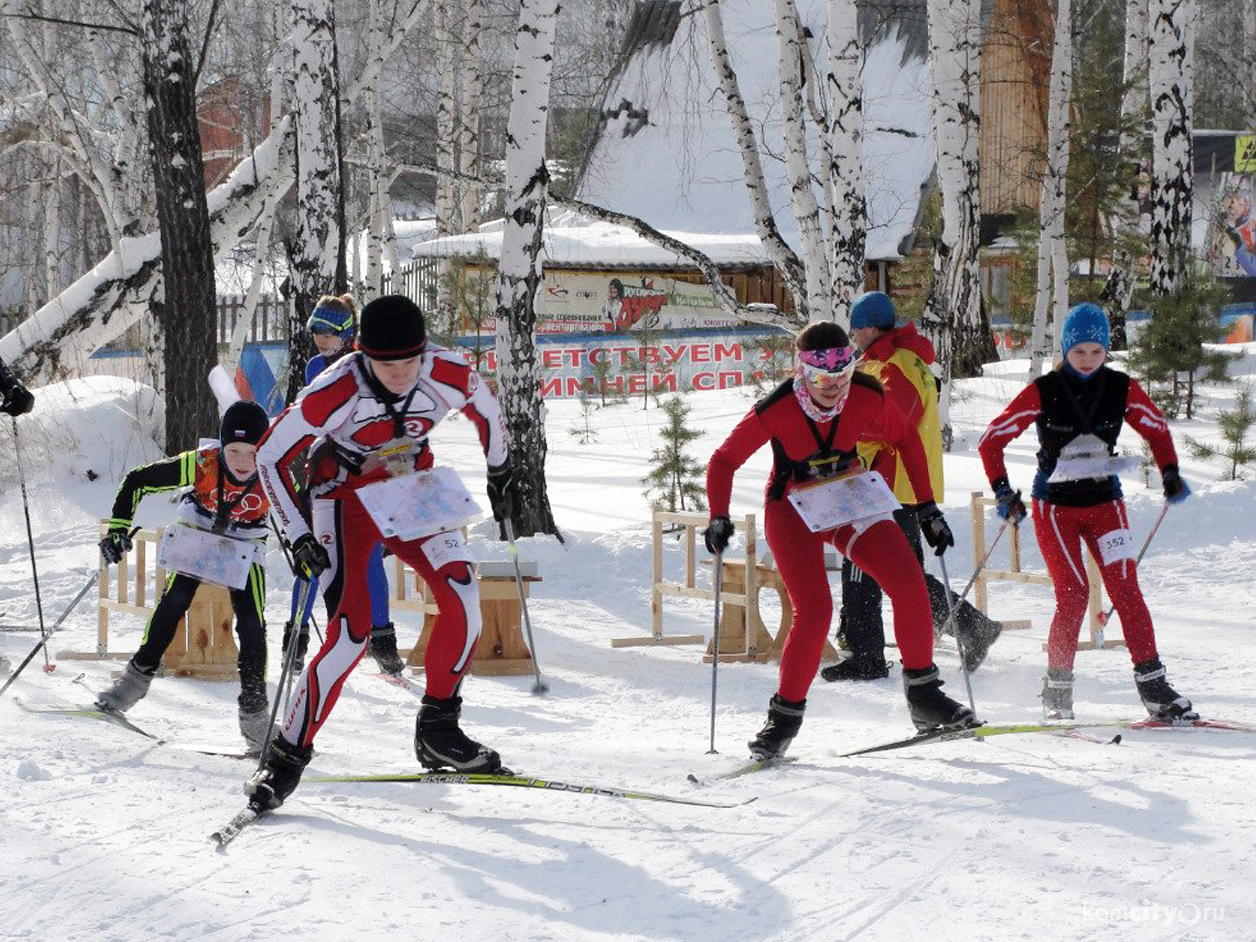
left=1029, top=0, right=1074, bottom=376
left=923, top=0, right=995, bottom=443
left=1148, top=0, right=1195, bottom=296
left=435, top=1, right=459, bottom=236
left=141, top=0, right=218, bottom=450
left=288, top=0, right=347, bottom=400
left=773, top=0, right=830, bottom=321
left=1100, top=0, right=1150, bottom=348
left=700, top=0, right=809, bottom=317
left=459, top=0, right=484, bottom=231
left=495, top=0, right=561, bottom=538
left=824, top=0, right=866, bottom=309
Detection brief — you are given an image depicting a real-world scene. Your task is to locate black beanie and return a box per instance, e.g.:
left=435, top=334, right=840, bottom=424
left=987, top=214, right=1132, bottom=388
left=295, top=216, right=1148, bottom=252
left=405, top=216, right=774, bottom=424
left=220, top=400, right=270, bottom=447
left=358, top=295, right=427, bottom=360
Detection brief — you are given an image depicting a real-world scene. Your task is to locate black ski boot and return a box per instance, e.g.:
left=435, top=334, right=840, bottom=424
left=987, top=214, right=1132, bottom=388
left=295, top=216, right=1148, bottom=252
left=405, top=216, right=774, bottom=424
left=415, top=694, right=503, bottom=772
left=245, top=736, right=313, bottom=810
left=821, top=655, right=889, bottom=682
left=1133, top=657, right=1198, bottom=721
left=281, top=621, right=309, bottom=673
left=1041, top=667, right=1075, bottom=720
left=959, top=617, right=1003, bottom=673
left=747, top=694, right=806, bottom=761
left=902, top=666, right=978, bottom=733
left=95, top=660, right=154, bottom=713
left=370, top=623, right=406, bottom=676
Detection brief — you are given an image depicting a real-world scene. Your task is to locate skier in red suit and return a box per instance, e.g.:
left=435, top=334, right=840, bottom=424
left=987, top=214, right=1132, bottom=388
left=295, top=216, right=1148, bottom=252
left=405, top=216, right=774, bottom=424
left=704, top=321, right=978, bottom=760
left=978, top=302, right=1195, bottom=721
left=248, top=295, right=515, bottom=810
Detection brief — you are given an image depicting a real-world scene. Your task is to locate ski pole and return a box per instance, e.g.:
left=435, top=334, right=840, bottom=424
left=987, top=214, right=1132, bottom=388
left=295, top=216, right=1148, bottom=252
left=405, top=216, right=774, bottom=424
left=955, top=516, right=1011, bottom=612
left=936, top=552, right=977, bottom=715
left=258, top=571, right=313, bottom=771
left=0, top=567, right=98, bottom=699
left=1097, top=502, right=1171, bottom=626
left=707, top=550, right=723, bottom=755
left=10, top=417, right=51, bottom=673
left=504, top=517, right=548, bottom=695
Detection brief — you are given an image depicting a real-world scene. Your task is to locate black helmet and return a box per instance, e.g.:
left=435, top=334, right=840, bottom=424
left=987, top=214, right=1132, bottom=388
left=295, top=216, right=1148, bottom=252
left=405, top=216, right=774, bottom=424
left=220, top=400, right=270, bottom=447
left=358, top=295, right=427, bottom=361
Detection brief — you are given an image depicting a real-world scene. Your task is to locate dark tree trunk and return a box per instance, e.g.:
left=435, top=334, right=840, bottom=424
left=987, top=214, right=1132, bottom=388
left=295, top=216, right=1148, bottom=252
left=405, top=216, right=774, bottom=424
left=142, top=0, right=218, bottom=451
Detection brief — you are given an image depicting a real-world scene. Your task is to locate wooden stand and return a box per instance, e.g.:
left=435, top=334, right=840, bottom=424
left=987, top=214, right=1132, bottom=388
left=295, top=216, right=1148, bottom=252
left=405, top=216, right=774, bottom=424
left=610, top=510, right=707, bottom=649
left=58, top=522, right=242, bottom=678
left=969, top=493, right=1123, bottom=651
left=633, top=511, right=838, bottom=663
left=393, top=558, right=543, bottom=676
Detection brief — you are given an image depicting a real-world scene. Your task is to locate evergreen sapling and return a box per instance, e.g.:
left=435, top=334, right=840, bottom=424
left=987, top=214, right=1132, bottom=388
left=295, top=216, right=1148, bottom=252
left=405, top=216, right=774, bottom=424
left=641, top=396, right=707, bottom=512
left=1185, top=383, right=1256, bottom=480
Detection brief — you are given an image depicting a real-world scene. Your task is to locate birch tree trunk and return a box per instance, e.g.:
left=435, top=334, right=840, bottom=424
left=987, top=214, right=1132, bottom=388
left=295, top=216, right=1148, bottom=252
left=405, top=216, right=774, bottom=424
left=773, top=0, right=830, bottom=321
left=924, top=0, right=995, bottom=437
left=824, top=0, right=866, bottom=316
left=435, top=1, right=460, bottom=236
left=1100, top=0, right=1149, bottom=348
left=290, top=0, right=347, bottom=400
left=494, top=0, right=561, bottom=538
left=142, top=0, right=218, bottom=451
left=701, top=0, right=809, bottom=316
left=1245, top=0, right=1256, bottom=128
left=1148, top=0, right=1194, bottom=296
left=459, top=0, right=484, bottom=231
left=1030, top=0, right=1073, bottom=376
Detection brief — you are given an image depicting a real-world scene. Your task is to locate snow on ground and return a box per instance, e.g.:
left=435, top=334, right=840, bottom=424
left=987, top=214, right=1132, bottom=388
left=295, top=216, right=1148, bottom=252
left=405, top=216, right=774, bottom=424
left=2, top=354, right=1255, bottom=942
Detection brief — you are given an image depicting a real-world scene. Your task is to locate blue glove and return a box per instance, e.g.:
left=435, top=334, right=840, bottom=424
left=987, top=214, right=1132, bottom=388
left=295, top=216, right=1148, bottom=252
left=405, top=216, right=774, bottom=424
left=991, top=477, right=1027, bottom=524
left=1161, top=465, right=1191, bottom=504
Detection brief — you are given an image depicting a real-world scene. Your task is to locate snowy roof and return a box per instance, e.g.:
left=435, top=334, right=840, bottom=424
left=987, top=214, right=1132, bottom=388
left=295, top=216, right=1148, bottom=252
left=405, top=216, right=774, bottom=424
left=574, top=0, right=936, bottom=262
left=409, top=211, right=773, bottom=267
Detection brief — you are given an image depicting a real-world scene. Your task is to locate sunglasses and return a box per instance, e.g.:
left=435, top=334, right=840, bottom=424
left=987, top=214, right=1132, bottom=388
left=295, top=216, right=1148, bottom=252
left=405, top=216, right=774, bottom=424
left=798, top=353, right=856, bottom=387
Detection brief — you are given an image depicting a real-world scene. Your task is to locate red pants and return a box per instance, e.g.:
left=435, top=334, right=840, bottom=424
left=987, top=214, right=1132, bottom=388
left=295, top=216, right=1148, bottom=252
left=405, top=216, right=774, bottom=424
left=1031, top=498, right=1158, bottom=670
left=282, top=491, right=482, bottom=746
left=767, top=500, right=934, bottom=701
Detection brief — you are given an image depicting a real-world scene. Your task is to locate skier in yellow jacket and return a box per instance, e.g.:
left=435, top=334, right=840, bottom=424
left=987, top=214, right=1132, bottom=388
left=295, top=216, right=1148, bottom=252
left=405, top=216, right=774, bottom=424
left=823, top=292, right=1002, bottom=682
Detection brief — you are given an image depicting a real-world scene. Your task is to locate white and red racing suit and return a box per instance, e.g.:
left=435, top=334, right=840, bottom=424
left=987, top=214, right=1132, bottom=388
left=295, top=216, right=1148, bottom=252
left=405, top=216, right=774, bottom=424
left=256, top=346, right=507, bottom=746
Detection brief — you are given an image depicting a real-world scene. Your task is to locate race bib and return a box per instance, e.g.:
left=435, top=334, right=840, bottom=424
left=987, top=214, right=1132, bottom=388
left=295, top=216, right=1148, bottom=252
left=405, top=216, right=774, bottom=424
left=157, top=524, right=258, bottom=590
left=1097, top=528, right=1137, bottom=567
left=356, top=466, right=483, bottom=541
left=1049, top=454, right=1140, bottom=483
left=787, top=470, right=901, bottom=533
left=421, top=529, right=477, bottom=570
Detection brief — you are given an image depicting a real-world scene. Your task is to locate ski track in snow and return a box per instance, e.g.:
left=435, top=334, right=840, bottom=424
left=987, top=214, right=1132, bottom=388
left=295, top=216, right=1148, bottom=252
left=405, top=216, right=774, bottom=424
left=3, top=358, right=1256, bottom=941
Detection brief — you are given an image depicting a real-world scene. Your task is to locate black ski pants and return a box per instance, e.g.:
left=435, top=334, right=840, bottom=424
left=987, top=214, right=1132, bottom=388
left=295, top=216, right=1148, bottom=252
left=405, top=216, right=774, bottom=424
left=132, top=564, right=267, bottom=712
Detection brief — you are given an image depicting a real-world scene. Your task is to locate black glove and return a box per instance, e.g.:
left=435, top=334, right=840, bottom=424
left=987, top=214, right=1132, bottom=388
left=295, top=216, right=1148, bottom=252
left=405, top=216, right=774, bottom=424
left=486, top=462, right=516, bottom=522
left=0, top=383, right=34, bottom=417
left=991, top=477, right=1028, bottom=524
left=1161, top=464, right=1191, bottom=504
left=99, top=528, right=133, bottom=565
left=290, top=533, right=330, bottom=579
left=1227, top=226, right=1244, bottom=250
left=703, top=515, right=735, bottom=554
left=916, top=501, right=954, bottom=557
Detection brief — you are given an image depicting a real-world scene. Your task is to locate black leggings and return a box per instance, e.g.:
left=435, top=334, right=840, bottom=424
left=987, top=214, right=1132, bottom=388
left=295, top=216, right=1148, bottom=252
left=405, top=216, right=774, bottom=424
left=133, top=564, right=268, bottom=711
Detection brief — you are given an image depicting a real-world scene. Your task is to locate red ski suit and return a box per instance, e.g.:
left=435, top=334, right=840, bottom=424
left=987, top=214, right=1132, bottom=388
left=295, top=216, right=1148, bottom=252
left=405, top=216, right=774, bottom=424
left=978, top=368, right=1178, bottom=669
left=257, top=348, right=507, bottom=746
left=707, top=380, right=937, bottom=701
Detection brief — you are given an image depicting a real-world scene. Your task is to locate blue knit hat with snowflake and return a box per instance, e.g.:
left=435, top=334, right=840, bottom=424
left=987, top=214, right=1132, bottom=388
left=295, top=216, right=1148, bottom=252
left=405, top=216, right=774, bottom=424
left=1060, top=302, right=1110, bottom=354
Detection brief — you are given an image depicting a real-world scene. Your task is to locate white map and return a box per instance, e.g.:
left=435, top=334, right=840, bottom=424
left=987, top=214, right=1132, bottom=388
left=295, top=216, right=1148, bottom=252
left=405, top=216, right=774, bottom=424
left=356, top=466, right=483, bottom=541
left=156, top=524, right=258, bottom=590
left=787, top=470, right=901, bottom=533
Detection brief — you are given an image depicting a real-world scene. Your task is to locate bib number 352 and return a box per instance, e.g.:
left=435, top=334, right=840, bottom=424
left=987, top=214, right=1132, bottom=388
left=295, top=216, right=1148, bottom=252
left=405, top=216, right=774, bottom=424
left=1097, top=528, right=1136, bottom=567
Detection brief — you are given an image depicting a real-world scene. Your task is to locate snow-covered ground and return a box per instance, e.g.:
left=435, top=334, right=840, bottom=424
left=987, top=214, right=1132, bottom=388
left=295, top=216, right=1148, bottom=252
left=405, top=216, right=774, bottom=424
left=2, top=352, right=1254, bottom=942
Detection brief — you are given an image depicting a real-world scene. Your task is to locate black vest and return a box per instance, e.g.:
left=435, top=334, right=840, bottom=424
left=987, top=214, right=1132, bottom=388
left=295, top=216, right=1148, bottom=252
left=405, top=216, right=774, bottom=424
left=1030, top=366, right=1131, bottom=506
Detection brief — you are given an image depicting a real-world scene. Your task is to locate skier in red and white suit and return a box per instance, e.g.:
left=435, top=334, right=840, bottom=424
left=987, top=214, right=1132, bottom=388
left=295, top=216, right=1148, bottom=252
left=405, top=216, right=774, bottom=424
left=978, top=302, right=1195, bottom=721
left=247, top=295, right=515, bottom=809
left=704, top=321, right=979, bottom=761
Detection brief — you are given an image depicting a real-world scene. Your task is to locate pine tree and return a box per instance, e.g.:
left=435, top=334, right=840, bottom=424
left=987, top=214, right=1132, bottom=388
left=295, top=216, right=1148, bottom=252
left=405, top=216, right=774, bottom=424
left=1185, top=384, right=1256, bottom=480
left=1127, top=275, right=1235, bottom=418
left=567, top=391, right=599, bottom=445
left=641, top=396, right=707, bottom=512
